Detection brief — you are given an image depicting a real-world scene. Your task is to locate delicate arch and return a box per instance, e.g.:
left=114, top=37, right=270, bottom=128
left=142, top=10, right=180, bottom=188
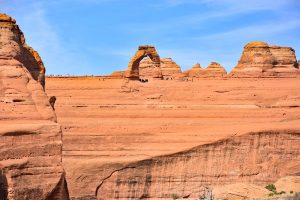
left=125, top=45, right=161, bottom=79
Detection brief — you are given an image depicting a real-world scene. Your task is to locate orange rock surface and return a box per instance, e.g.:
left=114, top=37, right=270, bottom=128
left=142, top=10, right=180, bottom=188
left=46, top=76, right=300, bottom=199
left=125, top=45, right=161, bottom=79
left=185, top=62, right=227, bottom=78
left=139, top=58, right=182, bottom=79
left=230, top=41, right=300, bottom=77
left=0, top=13, right=69, bottom=199
left=1, top=12, right=300, bottom=199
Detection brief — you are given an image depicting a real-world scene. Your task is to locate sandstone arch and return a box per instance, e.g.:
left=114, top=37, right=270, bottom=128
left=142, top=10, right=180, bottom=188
left=125, top=45, right=162, bottom=79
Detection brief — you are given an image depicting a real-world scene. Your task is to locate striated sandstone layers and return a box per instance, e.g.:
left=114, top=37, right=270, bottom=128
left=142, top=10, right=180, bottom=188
left=46, top=76, right=300, bottom=199
left=0, top=13, right=46, bottom=89
left=0, top=13, right=69, bottom=200
left=230, top=41, right=299, bottom=77
left=125, top=45, right=161, bottom=79
left=96, top=131, right=300, bottom=199
left=139, top=58, right=182, bottom=79
left=185, top=62, right=227, bottom=77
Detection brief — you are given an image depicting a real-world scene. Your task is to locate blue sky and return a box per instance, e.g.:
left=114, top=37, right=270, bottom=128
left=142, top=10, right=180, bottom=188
left=1, top=0, right=300, bottom=75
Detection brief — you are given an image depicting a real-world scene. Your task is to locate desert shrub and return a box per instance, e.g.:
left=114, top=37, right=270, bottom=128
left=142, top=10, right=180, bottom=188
left=265, top=184, right=277, bottom=193
left=172, top=193, right=179, bottom=200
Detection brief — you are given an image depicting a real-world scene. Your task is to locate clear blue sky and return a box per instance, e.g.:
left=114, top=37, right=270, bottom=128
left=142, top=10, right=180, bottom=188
left=1, top=0, right=300, bottom=75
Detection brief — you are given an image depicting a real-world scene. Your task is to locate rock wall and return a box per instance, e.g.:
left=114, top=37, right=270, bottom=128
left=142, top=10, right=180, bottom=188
left=0, top=13, right=69, bottom=200
left=46, top=76, right=300, bottom=199
left=96, top=131, right=300, bottom=199
left=230, top=41, right=299, bottom=77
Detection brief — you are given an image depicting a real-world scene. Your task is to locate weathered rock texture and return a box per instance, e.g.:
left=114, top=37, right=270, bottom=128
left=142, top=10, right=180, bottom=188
left=231, top=41, right=299, bottom=77
left=0, top=13, right=46, bottom=88
left=139, top=58, right=182, bottom=79
left=96, top=131, right=300, bottom=199
left=185, top=62, right=227, bottom=77
left=125, top=45, right=161, bottom=79
left=46, top=76, right=300, bottom=199
left=184, top=63, right=202, bottom=77
left=0, top=13, right=69, bottom=200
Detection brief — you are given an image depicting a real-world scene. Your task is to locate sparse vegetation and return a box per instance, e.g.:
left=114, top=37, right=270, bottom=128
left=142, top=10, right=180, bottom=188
left=172, top=193, right=179, bottom=199
left=266, top=184, right=277, bottom=193
left=265, top=184, right=286, bottom=196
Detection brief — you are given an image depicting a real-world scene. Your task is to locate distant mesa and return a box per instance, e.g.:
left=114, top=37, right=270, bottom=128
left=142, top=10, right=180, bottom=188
left=230, top=41, right=299, bottom=77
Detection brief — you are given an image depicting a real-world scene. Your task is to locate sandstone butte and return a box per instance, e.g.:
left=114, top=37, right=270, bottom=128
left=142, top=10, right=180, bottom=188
left=1, top=13, right=300, bottom=200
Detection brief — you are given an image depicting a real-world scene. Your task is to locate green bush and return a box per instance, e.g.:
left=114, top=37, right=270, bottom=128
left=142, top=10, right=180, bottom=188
left=265, top=184, right=276, bottom=193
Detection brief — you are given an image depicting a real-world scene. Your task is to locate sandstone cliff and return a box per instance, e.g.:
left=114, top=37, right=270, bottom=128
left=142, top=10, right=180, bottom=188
left=0, top=13, right=69, bottom=200
left=96, top=131, right=300, bottom=199
left=46, top=76, right=300, bottom=199
left=230, top=41, right=299, bottom=77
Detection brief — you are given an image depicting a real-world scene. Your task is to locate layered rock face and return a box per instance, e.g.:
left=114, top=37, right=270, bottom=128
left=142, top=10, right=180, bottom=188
left=185, top=62, right=227, bottom=77
left=46, top=76, right=300, bottom=199
left=185, top=63, right=202, bottom=77
left=125, top=45, right=161, bottom=79
left=0, top=13, right=69, bottom=200
left=139, top=58, right=182, bottom=79
left=205, top=62, right=227, bottom=76
left=231, top=41, right=299, bottom=77
left=96, top=131, right=300, bottom=199
left=0, top=14, right=46, bottom=88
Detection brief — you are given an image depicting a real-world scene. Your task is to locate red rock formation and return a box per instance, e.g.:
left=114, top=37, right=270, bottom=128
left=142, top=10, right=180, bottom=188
left=205, top=62, right=227, bottom=76
left=185, top=62, right=227, bottom=77
left=185, top=63, right=203, bottom=77
left=110, top=71, right=125, bottom=78
left=0, top=13, right=69, bottom=200
left=125, top=45, right=161, bottom=79
left=95, top=131, right=300, bottom=199
left=139, top=57, right=182, bottom=79
left=231, top=41, right=299, bottom=77
left=0, top=13, right=46, bottom=89
left=46, top=76, right=300, bottom=199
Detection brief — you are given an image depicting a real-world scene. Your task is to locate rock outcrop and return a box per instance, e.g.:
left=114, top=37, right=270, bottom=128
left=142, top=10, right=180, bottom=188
left=110, top=71, right=125, bottom=78
left=230, top=41, right=299, bottom=77
left=125, top=45, right=161, bottom=79
left=46, top=75, right=300, bottom=199
left=185, top=63, right=202, bottom=77
left=95, top=131, right=300, bottom=199
left=185, top=62, right=227, bottom=77
left=0, top=13, right=69, bottom=200
left=0, top=13, right=46, bottom=89
left=139, top=57, right=182, bottom=79
left=205, top=62, right=227, bottom=76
